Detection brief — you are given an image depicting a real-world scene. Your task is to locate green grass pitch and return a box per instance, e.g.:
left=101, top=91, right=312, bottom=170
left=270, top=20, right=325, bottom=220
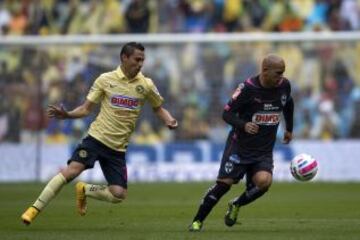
left=0, top=182, right=359, bottom=240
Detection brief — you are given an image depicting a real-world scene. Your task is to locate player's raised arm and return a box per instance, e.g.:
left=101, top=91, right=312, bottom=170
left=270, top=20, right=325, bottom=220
left=47, top=100, right=96, bottom=119
left=153, top=106, right=178, bottom=130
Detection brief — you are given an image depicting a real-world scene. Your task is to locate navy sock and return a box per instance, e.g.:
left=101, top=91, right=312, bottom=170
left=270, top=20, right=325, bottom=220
left=233, top=186, right=267, bottom=206
left=193, top=182, right=231, bottom=222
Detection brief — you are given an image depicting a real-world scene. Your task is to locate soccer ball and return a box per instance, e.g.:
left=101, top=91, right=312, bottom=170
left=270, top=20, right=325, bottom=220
left=290, top=153, right=318, bottom=181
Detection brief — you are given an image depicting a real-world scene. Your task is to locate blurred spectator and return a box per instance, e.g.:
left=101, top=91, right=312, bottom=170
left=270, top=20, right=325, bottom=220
left=60, top=0, right=83, bottom=34
left=276, top=43, right=304, bottom=82
left=0, top=2, right=11, bottom=35
left=222, top=0, right=243, bottom=32
left=262, top=0, right=290, bottom=31
left=8, top=4, right=28, bottom=35
left=327, top=4, right=351, bottom=31
left=340, top=0, right=360, bottom=30
left=82, top=0, right=124, bottom=34
left=306, top=0, right=329, bottom=30
left=177, top=104, right=209, bottom=140
left=243, top=0, right=268, bottom=30
left=207, top=117, right=229, bottom=143
left=277, top=3, right=303, bottom=31
left=310, top=73, right=340, bottom=139
left=125, top=0, right=150, bottom=33
left=179, top=0, right=212, bottom=32
left=132, top=120, right=162, bottom=144
left=26, top=0, right=61, bottom=35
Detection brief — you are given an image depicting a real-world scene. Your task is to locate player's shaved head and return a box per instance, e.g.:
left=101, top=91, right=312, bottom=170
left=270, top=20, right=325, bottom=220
left=260, top=54, right=286, bottom=88
left=262, top=54, right=285, bottom=70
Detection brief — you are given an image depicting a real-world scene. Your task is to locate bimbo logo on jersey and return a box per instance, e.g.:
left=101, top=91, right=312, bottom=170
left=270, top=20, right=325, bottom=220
left=252, top=112, right=281, bottom=125
left=111, top=95, right=139, bottom=109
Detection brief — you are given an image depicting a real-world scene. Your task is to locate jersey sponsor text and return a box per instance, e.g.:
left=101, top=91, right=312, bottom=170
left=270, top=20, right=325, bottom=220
left=111, top=95, right=139, bottom=109
left=252, top=112, right=281, bottom=125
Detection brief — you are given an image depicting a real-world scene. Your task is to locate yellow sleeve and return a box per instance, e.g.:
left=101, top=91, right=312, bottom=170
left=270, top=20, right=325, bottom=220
left=86, top=76, right=104, bottom=103
left=145, top=78, right=164, bottom=108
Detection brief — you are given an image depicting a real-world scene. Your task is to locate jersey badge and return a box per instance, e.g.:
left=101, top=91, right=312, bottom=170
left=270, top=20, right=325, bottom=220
left=79, top=150, right=88, bottom=158
left=136, top=85, right=145, bottom=94
left=225, top=162, right=234, bottom=173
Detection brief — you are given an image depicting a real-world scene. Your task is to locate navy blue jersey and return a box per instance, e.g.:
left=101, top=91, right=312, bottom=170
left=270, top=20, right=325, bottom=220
left=223, top=75, right=293, bottom=163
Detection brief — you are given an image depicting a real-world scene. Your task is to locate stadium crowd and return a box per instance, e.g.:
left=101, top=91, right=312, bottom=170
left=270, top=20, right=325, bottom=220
left=0, top=0, right=359, bottom=35
left=1, top=0, right=360, bottom=144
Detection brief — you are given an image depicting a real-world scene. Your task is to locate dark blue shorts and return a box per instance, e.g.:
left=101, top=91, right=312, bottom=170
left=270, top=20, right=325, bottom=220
left=217, top=159, right=273, bottom=184
left=69, top=135, right=127, bottom=188
left=217, top=135, right=274, bottom=184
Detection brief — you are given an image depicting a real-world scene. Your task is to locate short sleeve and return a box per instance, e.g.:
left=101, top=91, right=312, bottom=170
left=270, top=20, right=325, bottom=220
left=86, top=76, right=104, bottom=103
left=145, top=78, right=164, bottom=108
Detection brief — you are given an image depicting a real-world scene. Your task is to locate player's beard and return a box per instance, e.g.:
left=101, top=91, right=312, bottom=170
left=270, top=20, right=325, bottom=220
left=130, top=68, right=141, bottom=78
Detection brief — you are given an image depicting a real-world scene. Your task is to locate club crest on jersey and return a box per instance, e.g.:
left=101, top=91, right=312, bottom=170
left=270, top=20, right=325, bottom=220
left=111, top=95, right=139, bottom=109
left=136, top=85, right=145, bottom=94
left=281, top=94, right=287, bottom=106
left=225, top=162, right=234, bottom=173
left=252, top=112, right=281, bottom=125
left=231, top=83, right=244, bottom=100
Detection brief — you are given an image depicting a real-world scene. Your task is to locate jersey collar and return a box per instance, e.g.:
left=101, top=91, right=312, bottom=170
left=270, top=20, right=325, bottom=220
left=116, top=66, right=143, bottom=82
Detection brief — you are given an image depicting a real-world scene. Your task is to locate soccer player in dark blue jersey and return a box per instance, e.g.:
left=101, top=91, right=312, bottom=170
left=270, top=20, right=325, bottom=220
left=189, top=54, right=294, bottom=231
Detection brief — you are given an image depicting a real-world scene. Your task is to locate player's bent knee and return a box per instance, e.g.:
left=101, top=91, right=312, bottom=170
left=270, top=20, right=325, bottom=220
left=109, top=186, right=127, bottom=202
left=253, top=171, right=272, bottom=191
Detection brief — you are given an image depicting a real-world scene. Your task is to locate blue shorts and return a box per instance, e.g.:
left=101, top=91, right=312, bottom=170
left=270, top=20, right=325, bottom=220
left=217, top=136, right=274, bottom=184
left=217, top=159, right=273, bottom=184
left=69, top=135, right=128, bottom=188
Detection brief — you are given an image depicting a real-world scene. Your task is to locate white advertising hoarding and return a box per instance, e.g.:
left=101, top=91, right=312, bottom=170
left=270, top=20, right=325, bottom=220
left=0, top=140, right=359, bottom=182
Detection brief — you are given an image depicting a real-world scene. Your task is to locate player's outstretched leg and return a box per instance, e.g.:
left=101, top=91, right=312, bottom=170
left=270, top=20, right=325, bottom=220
left=189, top=181, right=230, bottom=231
left=76, top=182, right=87, bottom=216
left=21, top=173, right=67, bottom=225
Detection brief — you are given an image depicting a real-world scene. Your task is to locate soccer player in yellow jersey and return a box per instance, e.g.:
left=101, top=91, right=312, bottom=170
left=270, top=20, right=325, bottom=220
left=21, top=42, right=178, bottom=225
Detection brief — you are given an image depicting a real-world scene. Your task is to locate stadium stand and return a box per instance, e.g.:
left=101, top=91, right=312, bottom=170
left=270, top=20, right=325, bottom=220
left=0, top=0, right=360, bottom=144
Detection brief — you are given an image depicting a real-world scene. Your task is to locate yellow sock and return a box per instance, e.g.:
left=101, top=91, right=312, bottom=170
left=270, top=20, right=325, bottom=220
left=84, top=184, right=122, bottom=203
left=33, top=173, right=67, bottom=211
